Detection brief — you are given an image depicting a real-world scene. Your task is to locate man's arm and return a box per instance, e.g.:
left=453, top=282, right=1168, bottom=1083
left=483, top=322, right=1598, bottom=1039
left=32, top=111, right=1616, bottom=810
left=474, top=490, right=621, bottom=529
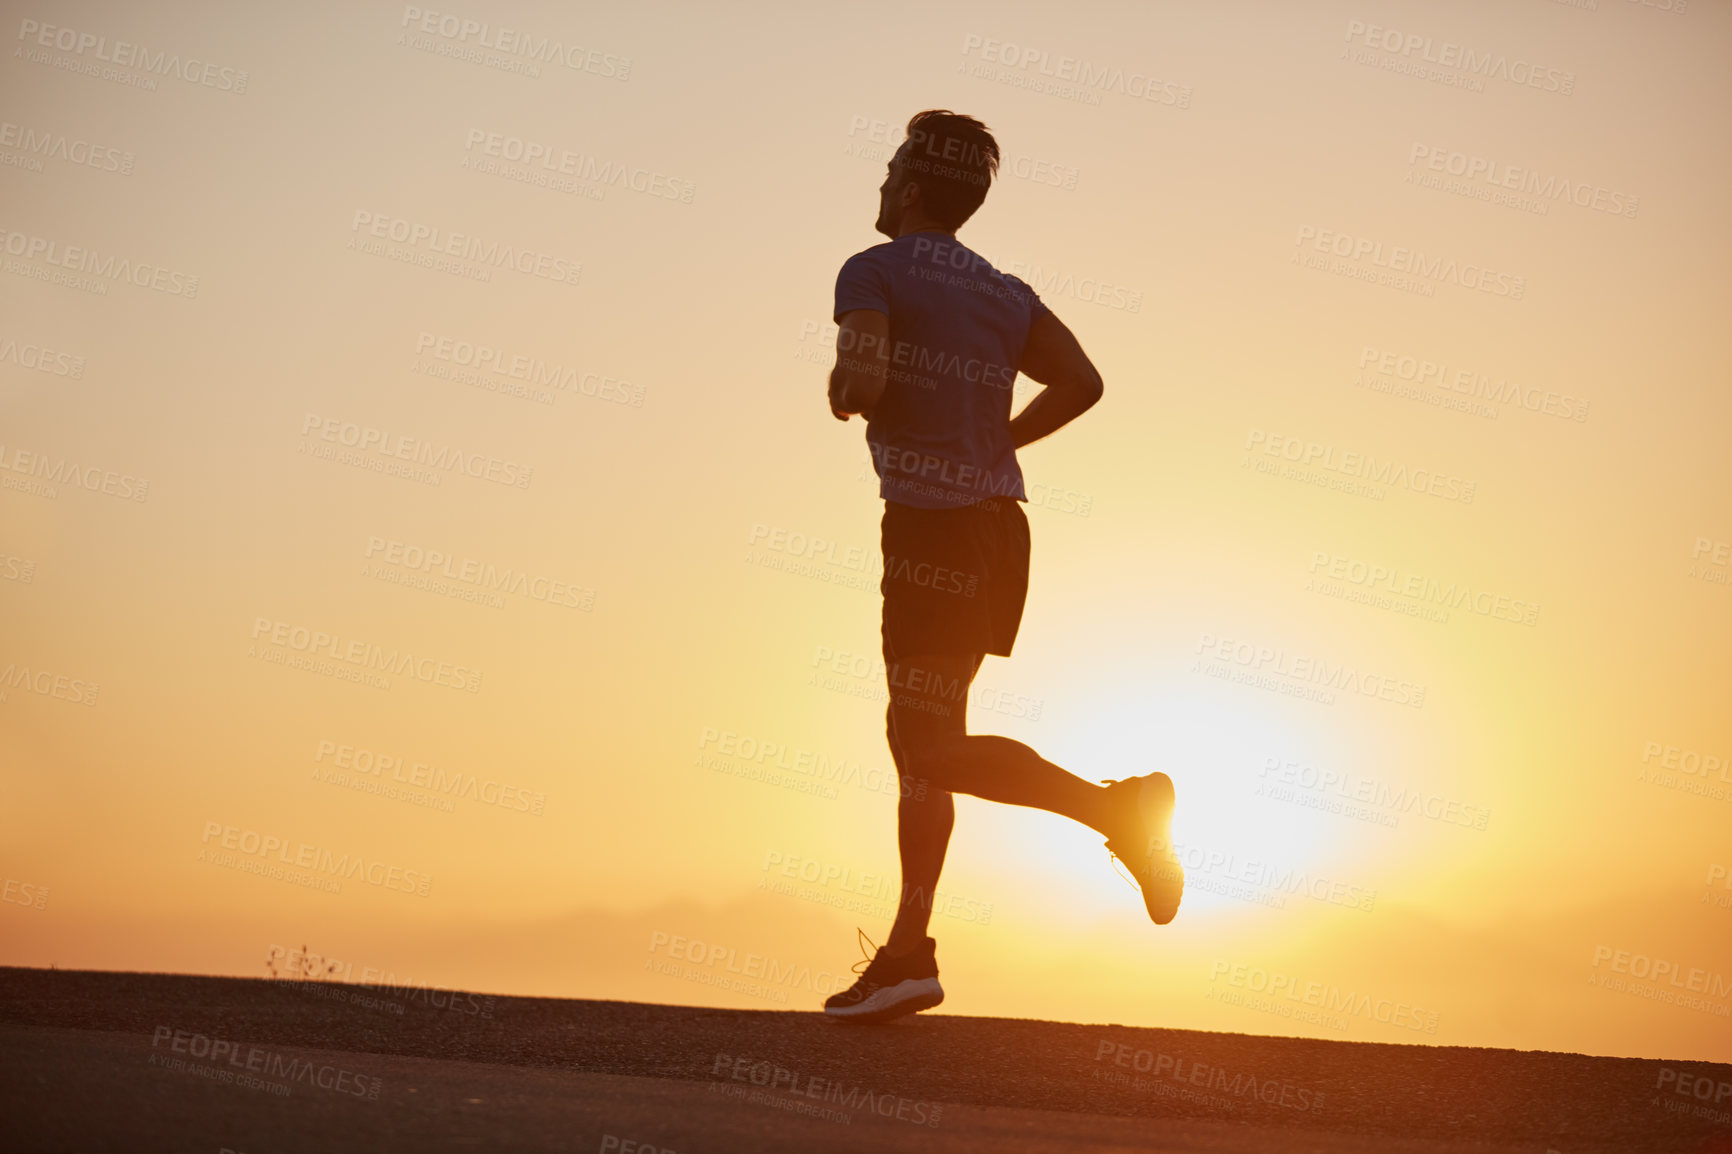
left=827, top=309, right=891, bottom=421
left=1008, top=311, right=1104, bottom=448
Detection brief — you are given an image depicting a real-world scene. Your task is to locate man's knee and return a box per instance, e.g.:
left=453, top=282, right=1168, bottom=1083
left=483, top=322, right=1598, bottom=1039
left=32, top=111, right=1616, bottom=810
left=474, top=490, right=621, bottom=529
left=886, top=654, right=976, bottom=714
left=885, top=652, right=975, bottom=790
left=899, top=731, right=967, bottom=793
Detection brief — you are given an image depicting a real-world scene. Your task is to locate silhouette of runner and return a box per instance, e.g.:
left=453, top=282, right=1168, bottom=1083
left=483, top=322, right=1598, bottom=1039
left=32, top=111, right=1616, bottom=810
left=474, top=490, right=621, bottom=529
left=822, top=110, right=1183, bottom=1024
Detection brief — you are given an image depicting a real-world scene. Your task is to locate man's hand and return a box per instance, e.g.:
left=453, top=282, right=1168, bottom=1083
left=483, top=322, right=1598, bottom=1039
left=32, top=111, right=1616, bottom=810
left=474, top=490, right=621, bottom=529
left=827, top=308, right=891, bottom=420
left=1008, top=311, right=1104, bottom=448
left=827, top=364, right=855, bottom=421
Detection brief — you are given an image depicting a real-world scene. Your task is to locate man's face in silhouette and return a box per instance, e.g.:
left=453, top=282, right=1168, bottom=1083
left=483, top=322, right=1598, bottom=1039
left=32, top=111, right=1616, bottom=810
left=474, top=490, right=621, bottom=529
left=874, top=145, right=915, bottom=238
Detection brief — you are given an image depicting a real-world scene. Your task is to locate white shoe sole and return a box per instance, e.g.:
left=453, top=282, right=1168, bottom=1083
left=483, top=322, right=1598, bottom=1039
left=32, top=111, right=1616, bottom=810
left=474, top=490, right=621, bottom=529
left=1140, top=772, right=1183, bottom=924
left=824, top=977, right=944, bottom=1023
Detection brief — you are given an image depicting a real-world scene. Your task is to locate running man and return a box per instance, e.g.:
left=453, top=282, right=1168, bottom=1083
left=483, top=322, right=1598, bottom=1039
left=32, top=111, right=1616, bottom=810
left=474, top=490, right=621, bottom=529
left=821, top=110, right=1183, bottom=1025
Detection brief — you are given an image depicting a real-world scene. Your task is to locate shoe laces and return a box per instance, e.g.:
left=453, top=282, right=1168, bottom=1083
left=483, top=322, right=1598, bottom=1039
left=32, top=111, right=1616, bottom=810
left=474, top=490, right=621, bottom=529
left=1101, top=777, right=1145, bottom=892
left=850, top=927, right=882, bottom=979
left=1105, top=844, right=1142, bottom=892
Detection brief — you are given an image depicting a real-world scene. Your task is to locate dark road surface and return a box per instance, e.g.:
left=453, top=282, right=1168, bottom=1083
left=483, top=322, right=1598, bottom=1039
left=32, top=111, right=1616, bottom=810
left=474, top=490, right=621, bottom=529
left=3, top=968, right=1730, bottom=1153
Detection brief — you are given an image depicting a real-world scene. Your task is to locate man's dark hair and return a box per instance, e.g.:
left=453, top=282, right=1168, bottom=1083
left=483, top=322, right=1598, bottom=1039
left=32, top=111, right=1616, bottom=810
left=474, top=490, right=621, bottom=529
left=898, top=109, right=999, bottom=229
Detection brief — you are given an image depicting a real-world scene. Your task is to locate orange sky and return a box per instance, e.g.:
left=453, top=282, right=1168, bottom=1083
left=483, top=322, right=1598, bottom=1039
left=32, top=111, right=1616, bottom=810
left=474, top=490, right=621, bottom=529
left=2, top=0, right=1729, bottom=1064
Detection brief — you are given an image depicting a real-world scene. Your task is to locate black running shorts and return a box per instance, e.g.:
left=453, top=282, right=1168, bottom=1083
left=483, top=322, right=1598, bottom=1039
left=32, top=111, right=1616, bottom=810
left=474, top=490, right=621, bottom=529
left=880, top=496, right=1031, bottom=662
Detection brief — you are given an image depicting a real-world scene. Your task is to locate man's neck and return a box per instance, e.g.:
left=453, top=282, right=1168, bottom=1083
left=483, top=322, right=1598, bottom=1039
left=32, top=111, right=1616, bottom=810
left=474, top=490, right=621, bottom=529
left=895, top=223, right=956, bottom=240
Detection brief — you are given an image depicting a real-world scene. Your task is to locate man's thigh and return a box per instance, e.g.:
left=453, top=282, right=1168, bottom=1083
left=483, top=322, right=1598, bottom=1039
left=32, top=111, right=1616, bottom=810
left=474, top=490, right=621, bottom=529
left=886, top=653, right=984, bottom=760
left=880, top=499, right=1027, bottom=664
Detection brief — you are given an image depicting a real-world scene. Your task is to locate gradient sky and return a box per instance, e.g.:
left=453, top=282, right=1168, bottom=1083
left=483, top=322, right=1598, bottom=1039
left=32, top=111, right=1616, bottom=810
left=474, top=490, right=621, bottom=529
left=2, top=0, right=1729, bottom=1065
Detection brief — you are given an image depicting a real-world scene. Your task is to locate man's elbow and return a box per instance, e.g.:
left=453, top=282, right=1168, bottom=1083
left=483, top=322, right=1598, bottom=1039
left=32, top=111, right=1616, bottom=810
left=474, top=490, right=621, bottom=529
left=1075, top=370, right=1104, bottom=409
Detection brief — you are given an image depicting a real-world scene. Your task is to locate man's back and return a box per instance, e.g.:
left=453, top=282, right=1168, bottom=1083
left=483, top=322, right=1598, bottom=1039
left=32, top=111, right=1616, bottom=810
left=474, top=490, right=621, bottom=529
left=834, top=231, right=1050, bottom=510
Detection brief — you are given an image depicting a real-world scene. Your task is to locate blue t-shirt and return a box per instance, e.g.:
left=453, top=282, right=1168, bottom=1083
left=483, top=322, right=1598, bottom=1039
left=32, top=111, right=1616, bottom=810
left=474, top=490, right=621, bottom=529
left=833, top=231, right=1050, bottom=510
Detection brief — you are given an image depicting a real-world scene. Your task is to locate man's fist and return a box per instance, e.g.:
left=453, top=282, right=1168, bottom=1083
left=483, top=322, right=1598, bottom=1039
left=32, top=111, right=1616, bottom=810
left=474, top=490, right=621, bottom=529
left=827, top=371, right=854, bottom=421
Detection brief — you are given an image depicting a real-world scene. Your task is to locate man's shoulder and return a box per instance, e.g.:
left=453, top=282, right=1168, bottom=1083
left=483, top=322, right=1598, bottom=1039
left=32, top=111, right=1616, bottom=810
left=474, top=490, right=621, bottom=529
left=838, top=239, right=901, bottom=271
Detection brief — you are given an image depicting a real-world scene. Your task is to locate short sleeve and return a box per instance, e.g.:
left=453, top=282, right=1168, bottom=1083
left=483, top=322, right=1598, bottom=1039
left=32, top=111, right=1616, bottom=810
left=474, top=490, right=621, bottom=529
left=1001, top=273, right=1052, bottom=321
left=833, top=250, right=891, bottom=323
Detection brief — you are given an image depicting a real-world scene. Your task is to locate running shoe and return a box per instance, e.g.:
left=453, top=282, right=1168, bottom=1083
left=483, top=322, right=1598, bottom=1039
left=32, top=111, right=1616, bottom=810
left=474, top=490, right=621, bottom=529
left=1103, top=772, right=1183, bottom=925
left=823, top=931, right=944, bottom=1023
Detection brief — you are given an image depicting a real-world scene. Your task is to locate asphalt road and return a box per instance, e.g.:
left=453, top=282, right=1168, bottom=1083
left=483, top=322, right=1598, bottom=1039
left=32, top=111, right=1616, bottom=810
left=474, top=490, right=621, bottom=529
left=3, top=968, right=1729, bottom=1153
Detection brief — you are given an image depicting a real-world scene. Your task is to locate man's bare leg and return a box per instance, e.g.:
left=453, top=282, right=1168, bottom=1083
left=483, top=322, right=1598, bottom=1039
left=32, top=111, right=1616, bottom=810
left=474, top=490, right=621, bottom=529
left=881, top=654, right=978, bottom=956
left=884, top=698, right=956, bottom=956
left=882, top=652, right=1131, bottom=955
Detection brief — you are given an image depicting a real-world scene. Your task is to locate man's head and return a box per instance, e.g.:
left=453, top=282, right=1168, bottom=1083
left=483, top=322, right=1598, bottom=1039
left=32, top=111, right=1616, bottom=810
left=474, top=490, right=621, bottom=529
left=874, top=109, right=1000, bottom=239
